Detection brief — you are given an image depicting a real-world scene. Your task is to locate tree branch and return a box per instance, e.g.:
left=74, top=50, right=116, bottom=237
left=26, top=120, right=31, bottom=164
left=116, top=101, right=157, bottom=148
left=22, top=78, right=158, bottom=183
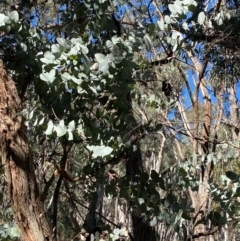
left=187, top=227, right=219, bottom=240
left=52, top=144, right=72, bottom=238
left=67, top=194, right=136, bottom=241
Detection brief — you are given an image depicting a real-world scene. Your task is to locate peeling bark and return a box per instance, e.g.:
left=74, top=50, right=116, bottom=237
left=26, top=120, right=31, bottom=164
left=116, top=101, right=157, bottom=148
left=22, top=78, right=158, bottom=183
left=0, top=60, right=55, bottom=241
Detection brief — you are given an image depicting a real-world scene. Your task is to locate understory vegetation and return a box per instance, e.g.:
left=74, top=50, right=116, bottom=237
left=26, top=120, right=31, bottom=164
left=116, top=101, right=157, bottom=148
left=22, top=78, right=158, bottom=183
left=1, top=0, right=240, bottom=241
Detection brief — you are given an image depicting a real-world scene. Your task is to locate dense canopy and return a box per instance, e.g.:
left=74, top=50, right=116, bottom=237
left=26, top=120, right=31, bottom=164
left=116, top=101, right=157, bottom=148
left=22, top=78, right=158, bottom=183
left=0, top=0, right=240, bottom=241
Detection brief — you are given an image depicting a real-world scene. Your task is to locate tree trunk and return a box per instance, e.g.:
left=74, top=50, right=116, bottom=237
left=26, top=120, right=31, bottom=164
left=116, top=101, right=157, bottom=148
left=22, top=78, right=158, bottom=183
left=228, top=85, right=239, bottom=141
left=0, top=60, right=55, bottom=241
left=125, top=92, right=158, bottom=241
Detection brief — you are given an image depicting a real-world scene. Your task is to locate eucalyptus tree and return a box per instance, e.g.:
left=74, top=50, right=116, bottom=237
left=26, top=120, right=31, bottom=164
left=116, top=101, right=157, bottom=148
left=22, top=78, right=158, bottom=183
left=0, top=0, right=240, bottom=241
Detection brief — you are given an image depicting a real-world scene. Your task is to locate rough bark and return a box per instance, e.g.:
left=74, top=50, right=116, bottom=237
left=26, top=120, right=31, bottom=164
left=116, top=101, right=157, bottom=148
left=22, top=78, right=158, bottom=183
left=184, top=53, right=213, bottom=241
left=228, top=85, right=239, bottom=141
left=0, top=60, right=55, bottom=241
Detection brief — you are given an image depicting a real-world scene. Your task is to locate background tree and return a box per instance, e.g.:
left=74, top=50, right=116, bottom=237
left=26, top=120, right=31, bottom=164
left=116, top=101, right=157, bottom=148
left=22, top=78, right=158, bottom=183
left=1, top=0, right=240, bottom=241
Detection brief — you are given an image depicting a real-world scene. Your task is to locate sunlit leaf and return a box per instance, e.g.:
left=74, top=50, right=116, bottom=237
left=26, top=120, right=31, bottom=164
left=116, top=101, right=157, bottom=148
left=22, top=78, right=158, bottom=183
left=164, top=15, right=171, bottom=24
left=168, top=4, right=178, bottom=16
left=68, top=120, right=75, bottom=131
left=144, top=35, right=152, bottom=51
left=150, top=216, right=157, bottom=226
left=86, top=145, right=113, bottom=158
left=51, top=44, right=60, bottom=53
left=45, top=120, right=54, bottom=135
left=61, top=72, right=71, bottom=82
left=0, top=13, right=8, bottom=26
left=54, top=120, right=67, bottom=137
left=67, top=130, right=73, bottom=140
left=95, top=53, right=105, bottom=62
left=57, top=38, right=70, bottom=48
left=39, top=117, right=45, bottom=125
left=40, top=69, right=56, bottom=83
left=156, top=19, right=164, bottom=31
left=198, top=12, right=205, bottom=25
left=20, top=43, right=27, bottom=52
left=10, top=10, right=19, bottom=23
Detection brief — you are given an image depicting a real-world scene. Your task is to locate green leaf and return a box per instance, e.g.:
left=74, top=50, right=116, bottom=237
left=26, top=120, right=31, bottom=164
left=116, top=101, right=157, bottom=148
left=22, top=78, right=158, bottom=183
left=234, top=187, right=240, bottom=197
left=215, top=13, right=223, bottom=25
left=95, top=53, right=105, bottom=62
left=51, top=44, right=60, bottom=53
left=118, top=0, right=128, bottom=4
left=143, top=35, right=152, bottom=52
left=67, top=130, right=73, bottom=140
left=155, top=124, right=162, bottom=131
left=188, top=4, right=197, bottom=11
left=151, top=170, right=159, bottom=182
left=68, top=45, right=79, bottom=55
left=45, top=51, right=56, bottom=60
left=61, top=72, right=71, bottom=82
left=172, top=43, right=178, bottom=52
left=150, top=194, right=160, bottom=204
left=226, top=171, right=238, bottom=181
left=82, top=53, right=91, bottom=72
left=95, top=53, right=110, bottom=72
left=168, top=4, right=178, bottom=16
left=210, top=211, right=222, bottom=226
left=164, top=15, right=171, bottom=24
left=150, top=216, right=157, bottom=226
left=45, top=120, right=54, bottom=135
left=106, top=40, right=114, bottom=50
left=149, top=23, right=156, bottom=36
left=198, top=12, right=205, bottom=25
left=225, top=12, right=231, bottom=20
left=20, top=42, right=27, bottom=52
left=176, top=209, right=183, bottom=220
left=171, top=32, right=178, bottom=40
left=221, top=143, right=228, bottom=149
left=80, top=44, right=88, bottom=54
left=57, top=38, right=70, bottom=49
left=9, top=226, right=20, bottom=237
left=40, top=69, right=56, bottom=83
left=54, top=120, right=67, bottom=137
left=40, top=51, right=56, bottom=64
left=140, top=5, right=148, bottom=14
left=159, top=177, right=165, bottom=190
left=0, top=13, right=9, bottom=26
left=10, top=10, right=19, bottom=23
left=156, top=19, right=164, bottom=31
left=182, top=22, right=189, bottom=30
left=179, top=168, right=187, bottom=175
left=164, top=194, right=173, bottom=208
left=164, top=198, right=170, bottom=208
left=138, top=198, right=145, bottom=205
left=183, top=0, right=197, bottom=5
left=68, top=120, right=75, bottom=131
left=182, top=211, right=192, bottom=220
left=217, top=152, right=222, bottom=160
left=86, top=145, right=113, bottom=158
left=113, top=228, right=120, bottom=236
left=220, top=175, right=231, bottom=185
left=39, top=117, right=45, bottom=125
left=29, top=109, right=34, bottom=120
left=71, top=75, right=82, bottom=85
